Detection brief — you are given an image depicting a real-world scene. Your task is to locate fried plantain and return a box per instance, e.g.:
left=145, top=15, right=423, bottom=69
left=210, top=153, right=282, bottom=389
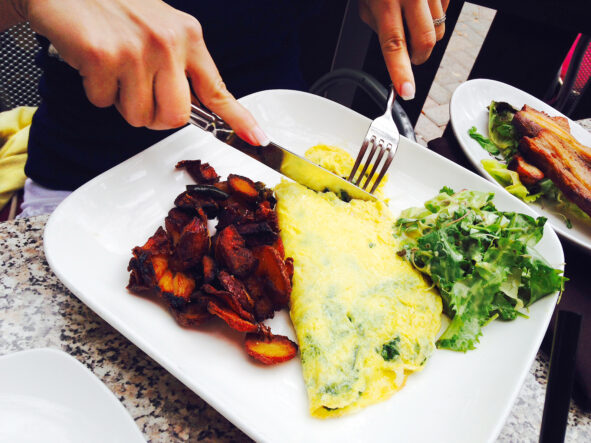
left=169, top=215, right=210, bottom=272
left=202, top=255, right=217, bottom=283
left=242, top=275, right=275, bottom=321
left=127, top=227, right=172, bottom=293
left=176, top=160, right=220, bottom=184
left=165, top=208, right=193, bottom=245
left=217, top=271, right=255, bottom=313
left=174, top=191, right=219, bottom=218
left=244, top=331, right=298, bottom=365
left=215, top=225, right=258, bottom=277
left=235, top=221, right=279, bottom=247
left=228, top=174, right=259, bottom=200
left=169, top=300, right=213, bottom=327
left=207, top=300, right=260, bottom=333
left=202, top=283, right=255, bottom=322
left=252, top=245, right=292, bottom=308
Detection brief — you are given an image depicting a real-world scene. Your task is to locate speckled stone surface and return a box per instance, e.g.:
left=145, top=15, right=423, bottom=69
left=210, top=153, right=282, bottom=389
left=2, top=214, right=591, bottom=442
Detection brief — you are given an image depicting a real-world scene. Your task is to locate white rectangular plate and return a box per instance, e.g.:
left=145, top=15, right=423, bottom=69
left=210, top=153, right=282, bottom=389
left=45, top=90, right=563, bottom=443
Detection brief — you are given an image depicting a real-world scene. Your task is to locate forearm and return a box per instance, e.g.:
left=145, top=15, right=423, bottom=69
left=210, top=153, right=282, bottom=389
left=1, top=0, right=27, bottom=31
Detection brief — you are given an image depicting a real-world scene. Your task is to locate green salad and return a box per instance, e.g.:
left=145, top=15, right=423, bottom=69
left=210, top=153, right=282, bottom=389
left=468, top=101, right=590, bottom=228
left=394, top=187, right=566, bottom=352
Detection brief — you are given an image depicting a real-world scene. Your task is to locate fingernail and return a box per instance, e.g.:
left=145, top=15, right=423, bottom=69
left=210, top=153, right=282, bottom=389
left=400, top=82, right=415, bottom=101
left=249, top=126, right=270, bottom=146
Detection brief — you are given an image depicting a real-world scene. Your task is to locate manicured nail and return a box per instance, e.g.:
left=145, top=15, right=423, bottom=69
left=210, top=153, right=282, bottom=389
left=249, top=126, right=270, bottom=146
left=400, top=82, right=415, bottom=101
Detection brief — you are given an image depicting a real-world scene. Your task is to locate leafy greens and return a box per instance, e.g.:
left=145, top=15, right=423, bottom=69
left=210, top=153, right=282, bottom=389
left=488, top=101, right=519, bottom=154
left=468, top=126, right=501, bottom=158
left=481, top=159, right=539, bottom=203
left=394, top=187, right=565, bottom=352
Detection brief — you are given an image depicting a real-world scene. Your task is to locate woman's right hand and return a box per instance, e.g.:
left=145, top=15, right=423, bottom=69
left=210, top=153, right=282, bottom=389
left=22, top=0, right=269, bottom=145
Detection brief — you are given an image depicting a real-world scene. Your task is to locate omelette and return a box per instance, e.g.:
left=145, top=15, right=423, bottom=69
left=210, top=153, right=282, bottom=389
left=275, top=145, right=442, bottom=418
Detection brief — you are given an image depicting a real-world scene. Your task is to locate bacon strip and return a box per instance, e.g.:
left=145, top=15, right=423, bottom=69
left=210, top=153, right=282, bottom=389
left=514, top=105, right=591, bottom=216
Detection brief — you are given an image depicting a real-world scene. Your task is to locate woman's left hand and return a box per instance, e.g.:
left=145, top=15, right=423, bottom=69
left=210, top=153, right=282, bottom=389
left=359, top=0, right=450, bottom=101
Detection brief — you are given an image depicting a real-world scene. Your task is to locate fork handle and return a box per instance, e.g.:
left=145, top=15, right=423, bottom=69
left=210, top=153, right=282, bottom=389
left=385, top=85, right=395, bottom=116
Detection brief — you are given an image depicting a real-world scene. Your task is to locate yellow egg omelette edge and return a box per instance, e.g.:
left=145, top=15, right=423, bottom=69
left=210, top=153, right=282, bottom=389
left=274, top=145, right=442, bottom=418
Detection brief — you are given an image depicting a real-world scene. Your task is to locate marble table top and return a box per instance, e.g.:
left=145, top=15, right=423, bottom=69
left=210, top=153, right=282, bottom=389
left=2, top=215, right=591, bottom=442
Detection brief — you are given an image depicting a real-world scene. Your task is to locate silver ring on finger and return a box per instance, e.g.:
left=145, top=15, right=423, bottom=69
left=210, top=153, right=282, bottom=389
left=433, top=14, right=446, bottom=26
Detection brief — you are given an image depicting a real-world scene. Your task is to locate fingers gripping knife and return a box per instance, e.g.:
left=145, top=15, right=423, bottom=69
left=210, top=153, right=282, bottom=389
left=48, top=40, right=397, bottom=198
left=189, top=95, right=401, bottom=201
left=188, top=103, right=379, bottom=202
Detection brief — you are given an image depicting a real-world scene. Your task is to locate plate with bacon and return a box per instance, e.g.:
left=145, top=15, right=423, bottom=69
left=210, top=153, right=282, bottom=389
left=451, top=78, right=591, bottom=251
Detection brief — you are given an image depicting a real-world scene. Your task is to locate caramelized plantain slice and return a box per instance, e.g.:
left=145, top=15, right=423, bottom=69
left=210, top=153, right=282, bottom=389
left=254, top=181, right=277, bottom=208
left=252, top=245, right=292, bottom=308
left=171, top=272, right=196, bottom=300
left=169, top=216, right=210, bottom=272
left=165, top=208, right=193, bottom=245
left=284, top=257, right=294, bottom=284
left=151, top=255, right=169, bottom=281
left=254, top=296, right=275, bottom=322
left=176, top=160, right=220, bottom=184
left=217, top=271, right=255, bottom=313
left=244, top=332, right=298, bottom=365
left=215, top=225, right=258, bottom=277
left=202, top=283, right=255, bottom=322
left=254, top=201, right=279, bottom=232
left=174, top=191, right=219, bottom=218
left=168, top=293, right=213, bottom=327
left=127, top=252, right=158, bottom=293
left=228, top=174, right=259, bottom=200
left=272, top=236, right=285, bottom=259
left=242, top=275, right=275, bottom=321
left=158, top=269, right=175, bottom=294
left=202, top=255, right=217, bottom=283
left=127, top=227, right=173, bottom=293
left=235, top=221, right=279, bottom=247
left=207, top=300, right=259, bottom=332
left=135, top=226, right=171, bottom=256
left=216, top=202, right=256, bottom=230
left=214, top=181, right=231, bottom=194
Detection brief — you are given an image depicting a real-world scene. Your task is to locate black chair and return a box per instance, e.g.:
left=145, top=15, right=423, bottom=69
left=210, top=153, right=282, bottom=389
left=309, top=68, right=416, bottom=141
left=545, top=34, right=591, bottom=117
left=0, top=22, right=41, bottom=111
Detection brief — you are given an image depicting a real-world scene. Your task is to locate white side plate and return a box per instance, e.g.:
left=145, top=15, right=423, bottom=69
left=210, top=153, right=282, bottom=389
left=0, top=348, right=145, bottom=443
left=45, top=89, right=563, bottom=443
left=450, top=78, right=591, bottom=251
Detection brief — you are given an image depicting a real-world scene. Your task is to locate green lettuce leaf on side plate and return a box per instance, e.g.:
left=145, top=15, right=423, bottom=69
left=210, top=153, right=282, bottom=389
left=394, top=187, right=565, bottom=352
left=488, top=101, right=519, bottom=154
left=481, top=159, right=540, bottom=203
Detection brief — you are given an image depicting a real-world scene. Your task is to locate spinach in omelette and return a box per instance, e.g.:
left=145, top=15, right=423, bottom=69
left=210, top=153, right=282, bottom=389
left=274, top=145, right=442, bottom=418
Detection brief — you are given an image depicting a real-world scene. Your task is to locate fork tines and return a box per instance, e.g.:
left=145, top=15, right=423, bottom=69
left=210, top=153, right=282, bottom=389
left=348, top=135, right=395, bottom=194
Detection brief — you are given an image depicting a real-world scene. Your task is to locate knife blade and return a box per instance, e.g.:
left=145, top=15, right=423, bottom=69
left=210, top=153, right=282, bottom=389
left=189, top=105, right=377, bottom=202
left=221, top=133, right=377, bottom=202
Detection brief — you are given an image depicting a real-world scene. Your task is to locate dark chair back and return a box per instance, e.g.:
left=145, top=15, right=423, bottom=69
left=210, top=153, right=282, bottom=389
left=0, top=23, right=42, bottom=111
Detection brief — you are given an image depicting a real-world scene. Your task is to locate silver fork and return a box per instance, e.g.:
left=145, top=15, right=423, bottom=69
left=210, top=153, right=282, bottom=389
left=348, top=85, right=400, bottom=194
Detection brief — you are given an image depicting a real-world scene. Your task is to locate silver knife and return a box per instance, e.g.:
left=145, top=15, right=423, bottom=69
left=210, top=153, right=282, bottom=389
left=189, top=104, right=377, bottom=202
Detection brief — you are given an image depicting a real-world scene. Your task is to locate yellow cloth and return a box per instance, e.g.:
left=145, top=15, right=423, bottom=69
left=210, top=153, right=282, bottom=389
left=0, top=106, right=36, bottom=210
